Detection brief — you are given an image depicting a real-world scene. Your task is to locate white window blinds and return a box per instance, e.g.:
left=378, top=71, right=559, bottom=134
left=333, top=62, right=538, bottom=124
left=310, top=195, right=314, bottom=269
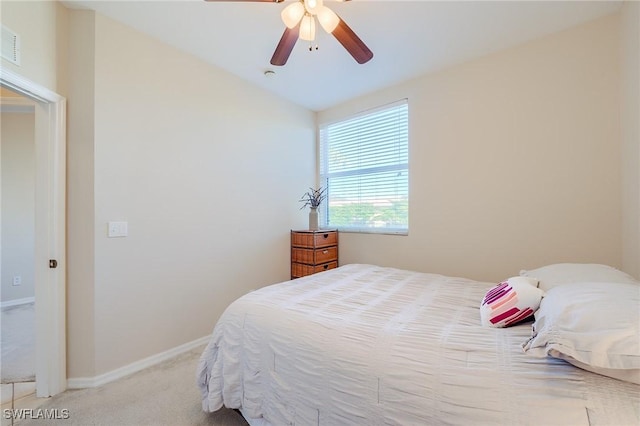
left=319, top=100, right=409, bottom=233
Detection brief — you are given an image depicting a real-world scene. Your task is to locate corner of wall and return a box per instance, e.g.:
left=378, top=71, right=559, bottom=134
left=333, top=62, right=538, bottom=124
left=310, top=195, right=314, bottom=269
left=65, top=8, right=98, bottom=379
left=620, top=1, right=640, bottom=278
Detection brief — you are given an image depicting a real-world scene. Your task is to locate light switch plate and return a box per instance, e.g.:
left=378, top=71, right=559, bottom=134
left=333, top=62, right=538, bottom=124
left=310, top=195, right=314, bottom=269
left=108, top=221, right=128, bottom=238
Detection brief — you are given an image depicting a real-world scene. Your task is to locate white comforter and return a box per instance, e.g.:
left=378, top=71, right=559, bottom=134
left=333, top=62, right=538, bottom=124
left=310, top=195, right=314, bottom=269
left=197, top=264, right=639, bottom=425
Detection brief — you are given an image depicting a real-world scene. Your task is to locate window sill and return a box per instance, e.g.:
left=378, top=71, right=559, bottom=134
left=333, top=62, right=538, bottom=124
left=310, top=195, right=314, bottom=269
left=334, top=228, right=408, bottom=236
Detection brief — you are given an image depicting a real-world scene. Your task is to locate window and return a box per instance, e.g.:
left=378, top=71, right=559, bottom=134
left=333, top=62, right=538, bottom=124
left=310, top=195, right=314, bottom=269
left=319, top=100, right=409, bottom=234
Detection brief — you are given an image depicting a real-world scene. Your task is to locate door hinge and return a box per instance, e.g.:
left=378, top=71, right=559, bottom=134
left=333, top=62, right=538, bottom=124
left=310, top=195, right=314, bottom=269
left=49, top=259, right=58, bottom=269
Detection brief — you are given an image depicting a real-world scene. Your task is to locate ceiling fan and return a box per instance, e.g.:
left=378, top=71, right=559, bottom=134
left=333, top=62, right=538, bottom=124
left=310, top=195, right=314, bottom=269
left=205, top=0, right=373, bottom=66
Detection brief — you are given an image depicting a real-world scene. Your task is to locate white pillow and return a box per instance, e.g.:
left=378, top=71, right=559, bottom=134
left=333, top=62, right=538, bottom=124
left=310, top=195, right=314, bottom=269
left=480, top=277, right=543, bottom=327
left=521, top=282, right=640, bottom=384
left=550, top=352, right=640, bottom=384
left=519, top=263, right=638, bottom=292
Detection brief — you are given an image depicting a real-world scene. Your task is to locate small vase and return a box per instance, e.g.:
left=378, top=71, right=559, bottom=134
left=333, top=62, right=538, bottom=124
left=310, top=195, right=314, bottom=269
left=308, top=207, right=319, bottom=231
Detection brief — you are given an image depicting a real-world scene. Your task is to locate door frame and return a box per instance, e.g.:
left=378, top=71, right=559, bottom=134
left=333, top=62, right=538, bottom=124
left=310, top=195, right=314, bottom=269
left=1, top=69, right=67, bottom=397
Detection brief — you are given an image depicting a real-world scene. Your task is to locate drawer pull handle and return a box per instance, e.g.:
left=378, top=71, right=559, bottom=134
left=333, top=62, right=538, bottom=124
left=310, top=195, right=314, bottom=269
left=323, top=233, right=329, bottom=239
left=323, top=264, right=329, bottom=270
left=322, top=250, right=328, bottom=254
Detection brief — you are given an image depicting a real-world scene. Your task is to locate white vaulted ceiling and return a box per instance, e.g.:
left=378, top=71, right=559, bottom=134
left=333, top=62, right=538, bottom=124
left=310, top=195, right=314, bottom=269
left=62, top=0, right=622, bottom=111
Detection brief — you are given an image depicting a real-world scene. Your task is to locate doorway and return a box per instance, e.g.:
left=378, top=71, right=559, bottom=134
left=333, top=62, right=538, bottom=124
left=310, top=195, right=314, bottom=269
left=0, top=69, right=66, bottom=399
left=1, top=86, right=37, bottom=404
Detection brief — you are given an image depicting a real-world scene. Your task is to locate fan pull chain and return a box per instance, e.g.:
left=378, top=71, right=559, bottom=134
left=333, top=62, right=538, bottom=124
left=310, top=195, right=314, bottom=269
left=305, top=14, right=318, bottom=52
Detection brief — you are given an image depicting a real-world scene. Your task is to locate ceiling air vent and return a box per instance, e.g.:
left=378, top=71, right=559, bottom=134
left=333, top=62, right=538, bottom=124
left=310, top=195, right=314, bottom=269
left=1, top=25, right=21, bottom=66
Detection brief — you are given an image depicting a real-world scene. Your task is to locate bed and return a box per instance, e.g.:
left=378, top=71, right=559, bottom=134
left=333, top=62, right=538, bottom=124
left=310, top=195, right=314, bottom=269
left=197, top=263, right=640, bottom=425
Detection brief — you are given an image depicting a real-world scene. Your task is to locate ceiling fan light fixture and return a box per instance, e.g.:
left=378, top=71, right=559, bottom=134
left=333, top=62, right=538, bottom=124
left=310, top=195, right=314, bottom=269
left=317, top=6, right=339, bottom=33
left=205, top=0, right=372, bottom=66
left=303, top=0, right=323, bottom=16
left=299, top=14, right=316, bottom=41
left=281, top=2, right=305, bottom=29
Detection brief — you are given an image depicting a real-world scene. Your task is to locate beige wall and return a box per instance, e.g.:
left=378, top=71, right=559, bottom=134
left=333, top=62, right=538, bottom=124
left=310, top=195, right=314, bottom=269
left=76, top=12, right=315, bottom=377
left=0, top=1, right=65, bottom=93
left=4, top=2, right=315, bottom=380
left=621, top=1, right=640, bottom=279
left=66, top=9, right=97, bottom=380
left=1, top=111, right=36, bottom=302
left=319, top=14, right=624, bottom=283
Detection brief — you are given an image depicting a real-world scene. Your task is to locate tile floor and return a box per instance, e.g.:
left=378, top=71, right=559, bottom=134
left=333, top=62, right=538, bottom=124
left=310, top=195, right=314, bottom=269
left=0, top=382, right=47, bottom=426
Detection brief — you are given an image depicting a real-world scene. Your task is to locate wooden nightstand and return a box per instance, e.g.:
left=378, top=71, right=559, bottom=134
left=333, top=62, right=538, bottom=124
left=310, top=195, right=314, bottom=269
left=290, top=229, right=339, bottom=279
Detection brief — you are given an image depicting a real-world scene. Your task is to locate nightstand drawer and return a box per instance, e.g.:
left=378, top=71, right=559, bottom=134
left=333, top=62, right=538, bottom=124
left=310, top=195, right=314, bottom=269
left=291, top=261, right=338, bottom=278
left=290, top=229, right=339, bottom=279
left=291, top=246, right=338, bottom=264
left=291, top=230, right=337, bottom=249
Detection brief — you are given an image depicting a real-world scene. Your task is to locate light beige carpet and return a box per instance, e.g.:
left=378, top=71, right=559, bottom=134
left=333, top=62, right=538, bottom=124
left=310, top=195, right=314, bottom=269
left=17, top=346, right=248, bottom=426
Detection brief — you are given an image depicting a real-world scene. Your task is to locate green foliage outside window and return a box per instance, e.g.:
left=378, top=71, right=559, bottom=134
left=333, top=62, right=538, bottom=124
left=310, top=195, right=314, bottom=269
left=328, top=199, right=408, bottom=229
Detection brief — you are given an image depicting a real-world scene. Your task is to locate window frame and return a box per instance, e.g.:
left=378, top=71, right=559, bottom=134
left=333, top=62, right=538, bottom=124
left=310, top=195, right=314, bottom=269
left=319, top=99, right=409, bottom=235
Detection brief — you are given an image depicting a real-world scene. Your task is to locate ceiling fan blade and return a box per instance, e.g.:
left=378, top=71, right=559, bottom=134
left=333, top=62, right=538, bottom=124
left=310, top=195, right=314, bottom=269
left=271, top=25, right=300, bottom=66
left=332, top=16, right=373, bottom=64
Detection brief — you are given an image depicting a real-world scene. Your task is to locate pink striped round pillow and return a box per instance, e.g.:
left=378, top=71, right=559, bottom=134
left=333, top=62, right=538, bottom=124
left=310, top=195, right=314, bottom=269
left=480, top=277, right=544, bottom=327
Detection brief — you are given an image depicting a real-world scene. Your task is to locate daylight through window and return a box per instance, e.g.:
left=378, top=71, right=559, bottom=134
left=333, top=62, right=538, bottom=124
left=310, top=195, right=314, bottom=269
left=319, top=100, right=409, bottom=233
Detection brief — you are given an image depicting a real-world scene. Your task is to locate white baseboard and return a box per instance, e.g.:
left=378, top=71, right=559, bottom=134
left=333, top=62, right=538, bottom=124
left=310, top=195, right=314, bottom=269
left=67, top=335, right=210, bottom=389
left=1, top=296, right=35, bottom=309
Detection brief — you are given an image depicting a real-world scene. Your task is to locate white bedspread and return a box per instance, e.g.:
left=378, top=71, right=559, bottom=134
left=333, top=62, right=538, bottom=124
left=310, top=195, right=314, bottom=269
left=197, top=264, right=640, bottom=425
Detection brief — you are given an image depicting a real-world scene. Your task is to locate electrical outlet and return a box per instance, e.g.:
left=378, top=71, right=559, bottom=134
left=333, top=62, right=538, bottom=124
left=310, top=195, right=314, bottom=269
left=12, top=275, right=21, bottom=286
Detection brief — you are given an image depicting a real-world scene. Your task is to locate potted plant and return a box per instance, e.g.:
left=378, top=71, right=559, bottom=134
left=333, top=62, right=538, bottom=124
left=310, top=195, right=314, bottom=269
left=299, top=187, right=327, bottom=230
